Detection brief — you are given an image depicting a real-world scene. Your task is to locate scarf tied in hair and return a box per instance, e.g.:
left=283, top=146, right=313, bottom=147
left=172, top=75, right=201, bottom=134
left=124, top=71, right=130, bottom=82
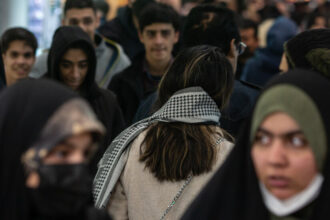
left=93, top=86, right=221, bottom=208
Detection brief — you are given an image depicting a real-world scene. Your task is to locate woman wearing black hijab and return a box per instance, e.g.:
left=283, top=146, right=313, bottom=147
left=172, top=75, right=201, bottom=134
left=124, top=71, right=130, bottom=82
left=0, top=79, right=111, bottom=220
left=182, top=69, right=330, bottom=220
left=46, top=26, right=126, bottom=175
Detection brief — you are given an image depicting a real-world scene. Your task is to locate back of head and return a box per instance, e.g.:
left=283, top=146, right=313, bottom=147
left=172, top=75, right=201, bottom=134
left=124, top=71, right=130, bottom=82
left=157, top=45, right=234, bottom=110
left=138, top=2, right=181, bottom=32
left=47, top=26, right=96, bottom=96
left=64, top=0, right=96, bottom=15
left=132, top=0, right=156, bottom=18
left=1, top=27, right=38, bottom=55
left=0, top=79, right=78, bottom=219
left=266, top=16, right=297, bottom=55
left=183, top=4, right=240, bottom=55
left=284, top=28, right=330, bottom=79
left=142, top=45, right=234, bottom=182
left=94, top=1, right=110, bottom=16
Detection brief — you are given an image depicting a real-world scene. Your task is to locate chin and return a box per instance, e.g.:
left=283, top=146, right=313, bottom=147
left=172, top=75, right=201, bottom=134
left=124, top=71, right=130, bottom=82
left=271, top=189, right=294, bottom=201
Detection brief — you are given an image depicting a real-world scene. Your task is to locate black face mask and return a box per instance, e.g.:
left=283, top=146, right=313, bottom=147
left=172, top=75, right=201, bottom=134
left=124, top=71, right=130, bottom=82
left=28, top=163, right=93, bottom=218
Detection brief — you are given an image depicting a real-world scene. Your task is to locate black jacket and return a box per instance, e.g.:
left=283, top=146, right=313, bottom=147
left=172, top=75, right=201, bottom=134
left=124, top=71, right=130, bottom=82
left=46, top=26, right=125, bottom=174
left=108, top=53, right=159, bottom=126
left=182, top=70, right=330, bottom=220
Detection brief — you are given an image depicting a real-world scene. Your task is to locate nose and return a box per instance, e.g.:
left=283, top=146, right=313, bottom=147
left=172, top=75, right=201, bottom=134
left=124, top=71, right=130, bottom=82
left=69, top=151, right=86, bottom=164
left=268, top=139, right=288, bottom=167
left=72, top=65, right=80, bottom=79
left=16, top=55, right=26, bottom=64
left=154, top=32, right=164, bottom=44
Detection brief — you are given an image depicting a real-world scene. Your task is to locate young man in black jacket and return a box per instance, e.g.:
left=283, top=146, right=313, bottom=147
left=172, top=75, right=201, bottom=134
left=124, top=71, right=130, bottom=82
left=108, top=2, right=180, bottom=125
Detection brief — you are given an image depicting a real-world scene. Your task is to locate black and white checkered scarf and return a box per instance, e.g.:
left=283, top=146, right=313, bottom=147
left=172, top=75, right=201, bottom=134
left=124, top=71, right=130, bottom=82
left=93, top=86, right=221, bottom=208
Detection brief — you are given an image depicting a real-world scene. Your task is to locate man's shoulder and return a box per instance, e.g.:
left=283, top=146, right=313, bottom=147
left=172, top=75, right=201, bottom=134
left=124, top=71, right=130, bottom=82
left=233, top=80, right=260, bottom=99
left=30, top=51, right=49, bottom=78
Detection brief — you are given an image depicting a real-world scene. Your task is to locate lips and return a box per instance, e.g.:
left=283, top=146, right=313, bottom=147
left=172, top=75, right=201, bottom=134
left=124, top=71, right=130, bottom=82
left=266, top=176, right=290, bottom=188
left=152, top=48, right=165, bottom=52
left=16, top=70, right=28, bottom=77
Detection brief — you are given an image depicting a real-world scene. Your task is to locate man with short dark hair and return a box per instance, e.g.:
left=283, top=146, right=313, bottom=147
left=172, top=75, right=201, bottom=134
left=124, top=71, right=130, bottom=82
left=1, top=27, right=37, bottom=87
left=109, top=2, right=180, bottom=125
left=236, top=18, right=259, bottom=78
left=31, top=0, right=131, bottom=88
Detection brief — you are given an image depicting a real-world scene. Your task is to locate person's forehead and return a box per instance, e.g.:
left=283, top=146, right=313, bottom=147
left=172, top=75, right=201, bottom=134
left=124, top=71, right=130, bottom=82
left=7, top=40, right=34, bottom=52
left=61, top=48, right=88, bottom=60
left=65, top=8, right=95, bottom=19
left=143, top=23, right=175, bottom=31
left=240, top=28, right=255, bottom=35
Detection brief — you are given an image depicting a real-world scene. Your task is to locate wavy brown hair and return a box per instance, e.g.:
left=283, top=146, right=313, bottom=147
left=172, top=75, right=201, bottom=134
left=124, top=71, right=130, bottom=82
left=140, top=45, right=234, bottom=181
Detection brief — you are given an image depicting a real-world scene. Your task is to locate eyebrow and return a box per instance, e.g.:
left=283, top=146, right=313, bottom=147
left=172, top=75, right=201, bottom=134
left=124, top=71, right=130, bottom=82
left=61, top=139, right=94, bottom=150
left=70, top=16, right=93, bottom=20
left=257, top=127, right=304, bottom=137
left=60, top=59, right=88, bottom=63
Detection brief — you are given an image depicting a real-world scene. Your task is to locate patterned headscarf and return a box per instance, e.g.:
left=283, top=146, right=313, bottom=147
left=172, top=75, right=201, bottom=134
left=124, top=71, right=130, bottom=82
left=22, top=99, right=105, bottom=170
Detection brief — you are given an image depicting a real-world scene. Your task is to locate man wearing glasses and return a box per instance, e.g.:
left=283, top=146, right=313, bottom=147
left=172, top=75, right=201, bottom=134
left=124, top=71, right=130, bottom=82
left=182, top=4, right=258, bottom=137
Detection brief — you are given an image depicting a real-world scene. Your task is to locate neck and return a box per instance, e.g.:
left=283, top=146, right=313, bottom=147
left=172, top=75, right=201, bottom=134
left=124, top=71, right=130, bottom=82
left=260, top=174, right=323, bottom=217
left=5, top=73, right=16, bottom=86
left=146, top=56, right=172, bottom=77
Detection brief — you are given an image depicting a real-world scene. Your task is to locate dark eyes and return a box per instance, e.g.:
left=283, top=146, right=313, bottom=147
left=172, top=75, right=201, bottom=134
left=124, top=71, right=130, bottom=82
left=79, top=62, right=88, bottom=68
left=254, top=133, right=308, bottom=148
left=69, top=18, right=93, bottom=26
left=60, top=62, right=88, bottom=69
left=49, top=149, right=71, bottom=160
left=10, top=52, right=33, bottom=59
left=145, top=30, right=171, bottom=38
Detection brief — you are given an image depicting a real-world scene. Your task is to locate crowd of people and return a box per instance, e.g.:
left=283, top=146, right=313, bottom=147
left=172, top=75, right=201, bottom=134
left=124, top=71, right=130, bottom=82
left=0, top=0, right=330, bottom=219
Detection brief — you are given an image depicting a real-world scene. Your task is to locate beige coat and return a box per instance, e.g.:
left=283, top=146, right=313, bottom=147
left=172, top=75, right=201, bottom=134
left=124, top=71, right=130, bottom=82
left=108, top=128, right=233, bottom=220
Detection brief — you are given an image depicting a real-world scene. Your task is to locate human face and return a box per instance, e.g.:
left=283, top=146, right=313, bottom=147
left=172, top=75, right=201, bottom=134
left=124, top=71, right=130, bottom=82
left=251, top=112, right=318, bottom=200
left=2, top=40, right=35, bottom=86
left=62, top=8, right=99, bottom=43
left=59, top=48, right=89, bottom=90
left=310, top=16, right=327, bottom=29
left=240, top=28, right=258, bottom=54
left=139, top=23, right=179, bottom=64
left=43, top=132, right=95, bottom=165
left=279, top=53, right=289, bottom=73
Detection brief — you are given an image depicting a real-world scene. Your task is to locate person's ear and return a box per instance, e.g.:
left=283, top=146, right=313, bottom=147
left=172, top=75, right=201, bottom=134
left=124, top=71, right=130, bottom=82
left=138, top=30, right=144, bottom=44
left=227, top=38, right=236, bottom=58
left=26, top=171, right=40, bottom=189
left=95, top=14, right=101, bottom=28
left=174, top=31, right=180, bottom=44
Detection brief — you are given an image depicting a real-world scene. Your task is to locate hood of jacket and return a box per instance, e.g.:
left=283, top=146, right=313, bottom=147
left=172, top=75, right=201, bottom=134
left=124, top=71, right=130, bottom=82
left=47, top=26, right=97, bottom=98
left=0, top=46, right=6, bottom=89
left=266, top=16, right=298, bottom=55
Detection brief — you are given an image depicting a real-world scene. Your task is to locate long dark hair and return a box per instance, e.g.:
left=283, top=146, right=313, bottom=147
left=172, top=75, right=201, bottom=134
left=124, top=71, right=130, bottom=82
left=140, top=45, right=234, bottom=181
